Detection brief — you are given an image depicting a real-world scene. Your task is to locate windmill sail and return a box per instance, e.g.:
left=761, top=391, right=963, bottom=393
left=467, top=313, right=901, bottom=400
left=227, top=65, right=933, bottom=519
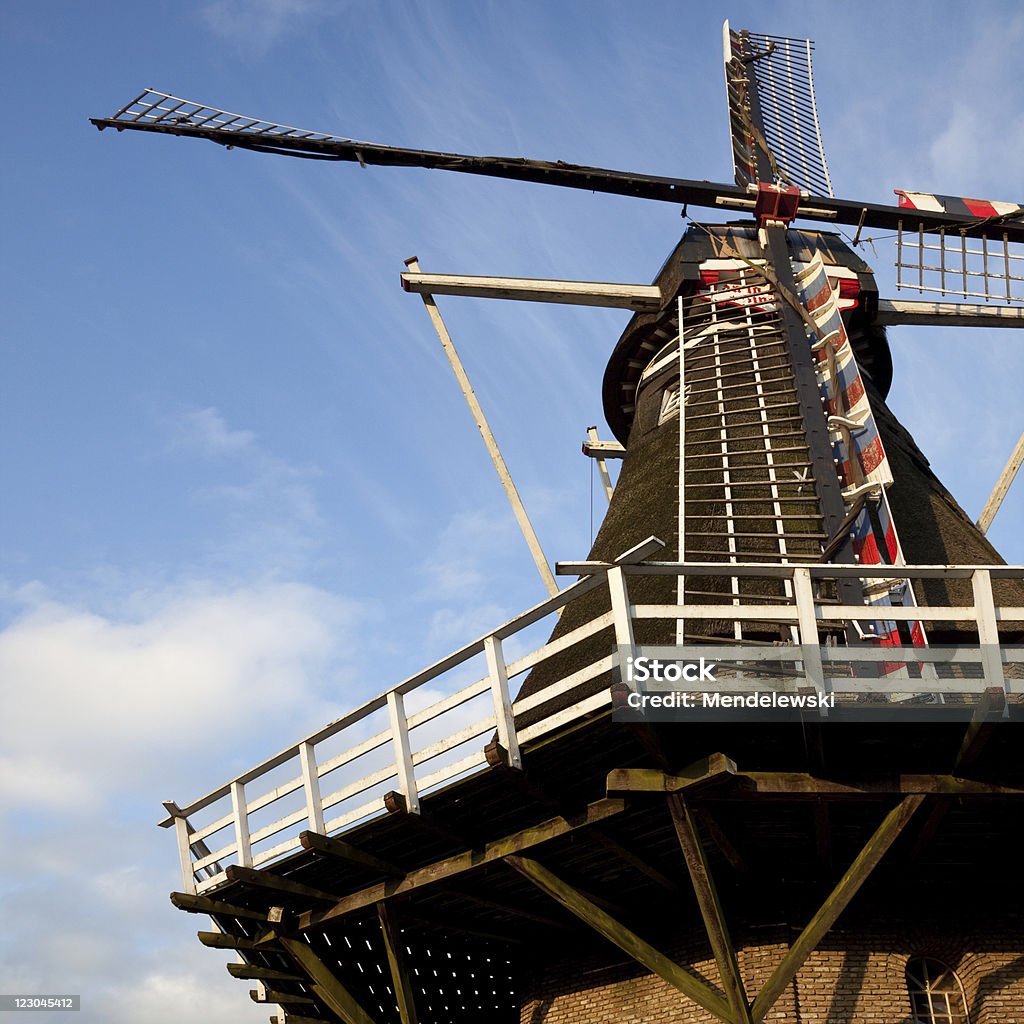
left=723, top=23, right=834, bottom=196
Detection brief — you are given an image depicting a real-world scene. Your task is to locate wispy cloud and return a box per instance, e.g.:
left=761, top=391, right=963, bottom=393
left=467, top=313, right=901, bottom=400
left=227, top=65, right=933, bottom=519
left=200, top=0, right=335, bottom=57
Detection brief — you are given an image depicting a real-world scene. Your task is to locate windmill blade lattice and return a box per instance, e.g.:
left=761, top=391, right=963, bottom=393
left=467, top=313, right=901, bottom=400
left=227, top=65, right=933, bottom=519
left=724, top=25, right=834, bottom=196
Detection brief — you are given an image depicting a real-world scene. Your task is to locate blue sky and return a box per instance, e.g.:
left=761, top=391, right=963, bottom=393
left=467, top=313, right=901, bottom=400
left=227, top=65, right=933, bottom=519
left=2, top=2, right=1022, bottom=1020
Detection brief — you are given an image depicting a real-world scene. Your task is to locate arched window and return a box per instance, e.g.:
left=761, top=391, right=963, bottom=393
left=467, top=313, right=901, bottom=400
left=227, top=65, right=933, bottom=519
left=906, top=957, right=970, bottom=1024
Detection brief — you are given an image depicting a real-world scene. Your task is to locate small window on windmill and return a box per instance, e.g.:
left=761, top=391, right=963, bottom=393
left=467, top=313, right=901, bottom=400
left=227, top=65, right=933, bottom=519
left=658, top=385, right=680, bottom=424
left=905, top=957, right=970, bottom=1024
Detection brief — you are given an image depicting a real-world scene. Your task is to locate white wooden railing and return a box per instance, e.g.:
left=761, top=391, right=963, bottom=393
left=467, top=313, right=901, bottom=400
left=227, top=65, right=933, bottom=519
left=161, top=547, right=1024, bottom=895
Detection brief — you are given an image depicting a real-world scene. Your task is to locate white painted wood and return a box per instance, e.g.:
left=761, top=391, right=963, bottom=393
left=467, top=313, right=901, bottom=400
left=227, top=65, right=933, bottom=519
left=244, top=773, right=305, bottom=816
left=607, top=565, right=636, bottom=654
left=387, top=690, right=421, bottom=814
left=505, top=611, right=614, bottom=677
left=400, top=271, right=663, bottom=312
left=299, top=741, right=325, bottom=835
left=485, top=635, right=521, bottom=768
left=406, top=677, right=492, bottom=730
left=582, top=438, right=626, bottom=460
left=189, top=810, right=235, bottom=845
left=320, top=764, right=398, bottom=814
left=512, top=657, right=615, bottom=717
left=586, top=427, right=616, bottom=505
left=518, top=688, right=613, bottom=744
left=972, top=568, right=1007, bottom=699
left=172, top=813, right=197, bottom=895
left=877, top=298, right=1024, bottom=328
left=315, top=728, right=392, bottom=778
left=792, top=567, right=825, bottom=691
left=978, top=431, right=1024, bottom=534
left=412, top=714, right=496, bottom=766
left=407, top=258, right=558, bottom=598
left=417, top=750, right=490, bottom=794
left=323, top=795, right=388, bottom=835
left=230, top=781, right=252, bottom=869
left=677, top=293, right=687, bottom=646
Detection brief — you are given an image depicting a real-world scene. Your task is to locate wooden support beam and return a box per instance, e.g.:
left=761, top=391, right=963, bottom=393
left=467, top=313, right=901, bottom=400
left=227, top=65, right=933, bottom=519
left=750, top=796, right=924, bottom=1022
left=978, top=430, right=1024, bottom=534
left=403, top=909, right=528, bottom=946
left=606, top=753, right=738, bottom=795
left=668, top=795, right=752, bottom=1024
left=299, top=831, right=405, bottom=878
left=280, top=936, right=379, bottom=1024
left=876, top=297, right=1024, bottom=329
left=383, top=795, right=482, bottom=851
left=269, top=1017, right=327, bottom=1024
left=406, top=257, right=558, bottom=598
left=226, top=865, right=338, bottom=903
left=612, top=766, right=1024, bottom=799
left=378, top=903, right=419, bottom=1024
left=590, top=830, right=684, bottom=895
left=506, top=855, right=733, bottom=1023
left=440, top=885, right=576, bottom=931
left=400, top=271, right=664, bottom=312
left=693, top=807, right=749, bottom=877
left=954, top=687, right=1006, bottom=774
left=226, top=963, right=304, bottom=982
left=297, top=798, right=624, bottom=931
left=171, top=891, right=271, bottom=922
left=198, top=930, right=266, bottom=950
left=250, top=988, right=315, bottom=1005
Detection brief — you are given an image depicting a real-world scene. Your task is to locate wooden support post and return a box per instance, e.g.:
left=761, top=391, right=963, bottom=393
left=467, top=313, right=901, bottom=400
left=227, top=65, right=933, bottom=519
left=170, top=809, right=197, bottom=895
left=298, top=741, right=325, bottom=835
left=607, top=565, right=635, bottom=651
left=587, top=426, right=615, bottom=504
left=406, top=257, right=558, bottom=597
left=484, top=635, right=521, bottom=769
left=280, top=936, right=380, bottom=1024
left=977, top=429, right=1024, bottom=534
left=506, top=855, right=734, bottom=1023
left=250, top=988, right=315, bottom=1005
left=693, top=806, right=749, bottom=877
left=590, top=830, right=684, bottom=895
left=972, top=569, right=1007, bottom=701
left=387, top=689, right=421, bottom=815
left=377, top=903, right=419, bottom=1024
left=750, top=796, right=924, bottom=1022
left=225, top=865, right=338, bottom=904
left=198, top=930, right=266, bottom=951
left=668, top=795, right=752, bottom=1024
left=792, top=567, right=825, bottom=694
left=299, top=831, right=405, bottom=878
left=231, top=781, right=253, bottom=869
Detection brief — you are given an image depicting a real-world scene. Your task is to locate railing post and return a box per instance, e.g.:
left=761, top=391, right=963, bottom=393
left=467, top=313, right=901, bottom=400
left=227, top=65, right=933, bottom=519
left=485, top=634, right=522, bottom=769
left=793, top=567, right=825, bottom=693
left=299, top=740, right=326, bottom=835
left=607, top=565, right=636, bottom=650
left=171, top=812, right=197, bottom=895
left=387, top=690, right=421, bottom=814
left=972, top=568, right=1008, bottom=707
left=230, top=781, right=253, bottom=869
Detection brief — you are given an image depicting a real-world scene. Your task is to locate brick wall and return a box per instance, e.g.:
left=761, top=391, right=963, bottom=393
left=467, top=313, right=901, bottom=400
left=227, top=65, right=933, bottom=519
left=519, top=911, right=1024, bottom=1023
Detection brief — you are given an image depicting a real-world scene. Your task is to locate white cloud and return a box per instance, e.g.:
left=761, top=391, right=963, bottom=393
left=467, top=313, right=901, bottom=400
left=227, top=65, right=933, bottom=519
left=0, top=579, right=362, bottom=812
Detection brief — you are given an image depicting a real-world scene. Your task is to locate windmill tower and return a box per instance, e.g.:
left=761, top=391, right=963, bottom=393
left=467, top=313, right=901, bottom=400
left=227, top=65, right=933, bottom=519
left=93, top=21, right=1024, bottom=1024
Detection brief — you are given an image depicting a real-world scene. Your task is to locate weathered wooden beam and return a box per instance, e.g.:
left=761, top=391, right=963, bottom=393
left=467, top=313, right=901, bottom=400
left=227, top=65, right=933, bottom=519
left=225, top=865, right=338, bottom=903
left=876, top=298, right=1024, bottom=329
left=728, top=773, right=1022, bottom=798
left=954, top=687, right=1006, bottom=774
left=400, top=271, right=664, bottom=312
left=170, top=891, right=270, bottom=922
left=197, top=930, right=266, bottom=950
left=693, top=807, right=749, bottom=877
left=750, top=796, right=924, bottom=1022
left=506, top=855, right=733, bottom=1023
left=299, top=831, right=405, bottom=878
left=668, top=795, right=752, bottom=1024
left=298, top=798, right=625, bottom=931
left=440, top=885, right=576, bottom=931
left=378, top=903, right=419, bottom=1024
left=403, top=909, right=528, bottom=946
left=590, top=830, right=684, bottom=895
left=250, top=988, right=315, bottom=1005
left=384, top=794, right=481, bottom=851
left=978, top=431, right=1024, bottom=533
left=226, top=963, right=303, bottom=982
left=280, top=936, right=379, bottom=1024
left=606, top=754, right=739, bottom=795
left=269, top=1016, right=328, bottom=1024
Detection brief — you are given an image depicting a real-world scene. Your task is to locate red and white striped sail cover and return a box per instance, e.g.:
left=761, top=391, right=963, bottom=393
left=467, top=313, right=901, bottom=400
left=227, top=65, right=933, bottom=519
left=795, top=253, right=927, bottom=653
left=895, top=190, right=1022, bottom=219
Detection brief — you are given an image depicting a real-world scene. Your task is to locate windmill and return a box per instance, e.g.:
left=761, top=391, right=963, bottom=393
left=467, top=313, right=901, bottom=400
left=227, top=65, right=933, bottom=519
left=92, top=21, right=1024, bottom=1024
